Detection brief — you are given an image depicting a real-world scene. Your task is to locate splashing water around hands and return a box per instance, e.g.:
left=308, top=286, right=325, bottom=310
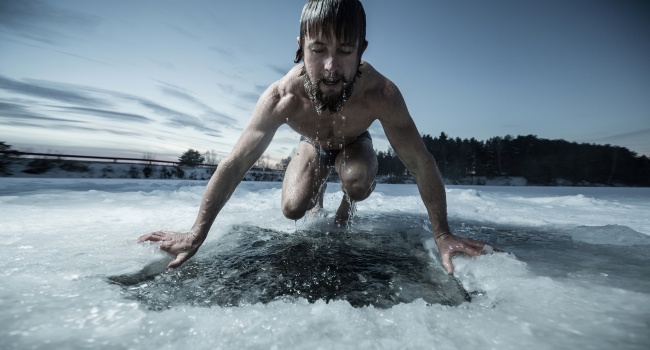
left=435, top=233, right=502, bottom=275
left=137, top=231, right=204, bottom=268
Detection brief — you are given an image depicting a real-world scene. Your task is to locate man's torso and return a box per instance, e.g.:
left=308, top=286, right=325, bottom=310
left=272, top=61, right=392, bottom=150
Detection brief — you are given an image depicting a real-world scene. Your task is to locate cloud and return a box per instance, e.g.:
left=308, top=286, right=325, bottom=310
left=0, top=99, right=145, bottom=141
left=159, top=85, right=200, bottom=106
left=158, top=82, right=239, bottom=125
left=56, top=124, right=142, bottom=137
left=132, top=98, right=222, bottom=136
left=592, top=127, right=650, bottom=143
left=0, top=100, right=80, bottom=123
left=253, top=84, right=269, bottom=94
left=23, top=79, right=229, bottom=136
left=0, top=0, right=100, bottom=44
left=209, top=46, right=235, bottom=61
left=0, top=75, right=106, bottom=107
left=239, top=92, right=261, bottom=104
left=216, top=82, right=262, bottom=106
left=268, top=63, right=293, bottom=77
left=0, top=99, right=143, bottom=138
left=149, top=59, right=176, bottom=71
left=57, top=106, right=152, bottom=123
left=0, top=36, right=112, bottom=66
left=0, top=75, right=233, bottom=141
left=167, top=24, right=200, bottom=40
left=368, top=121, right=387, bottom=141
left=137, top=99, right=195, bottom=122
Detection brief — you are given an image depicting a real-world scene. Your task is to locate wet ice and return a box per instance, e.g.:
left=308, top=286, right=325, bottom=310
left=1, top=179, right=649, bottom=349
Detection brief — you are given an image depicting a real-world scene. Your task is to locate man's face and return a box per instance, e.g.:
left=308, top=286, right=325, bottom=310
left=302, top=30, right=360, bottom=114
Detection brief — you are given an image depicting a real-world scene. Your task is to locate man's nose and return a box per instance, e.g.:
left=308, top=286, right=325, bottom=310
left=324, top=54, right=340, bottom=73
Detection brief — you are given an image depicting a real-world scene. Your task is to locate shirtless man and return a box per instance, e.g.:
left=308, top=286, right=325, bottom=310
left=139, top=0, right=490, bottom=275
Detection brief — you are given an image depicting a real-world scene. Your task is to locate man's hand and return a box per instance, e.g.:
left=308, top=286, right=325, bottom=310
left=435, top=233, right=498, bottom=275
left=137, top=231, right=203, bottom=268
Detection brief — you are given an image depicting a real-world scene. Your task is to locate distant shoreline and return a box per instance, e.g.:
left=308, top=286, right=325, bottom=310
left=1, top=157, right=631, bottom=187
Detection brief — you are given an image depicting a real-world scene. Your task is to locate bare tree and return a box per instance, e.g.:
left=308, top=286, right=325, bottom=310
left=255, top=153, right=271, bottom=169
left=203, top=150, right=220, bottom=166
left=142, top=153, right=156, bottom=164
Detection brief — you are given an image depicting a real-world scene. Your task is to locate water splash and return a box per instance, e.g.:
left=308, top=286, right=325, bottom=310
left=110, top=225, right=470, bottom=310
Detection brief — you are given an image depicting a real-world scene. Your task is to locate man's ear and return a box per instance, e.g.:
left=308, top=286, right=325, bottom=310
left=297, top=36, right=301, bottom=47
left=360, top=40, right=368, bottom=57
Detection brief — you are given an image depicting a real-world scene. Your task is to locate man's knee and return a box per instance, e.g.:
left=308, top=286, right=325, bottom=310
left=341, top=178, right=375, bottom=201
left=338, top=158, right=377, bottom=202
left=282, top=200, right=307, bottom=220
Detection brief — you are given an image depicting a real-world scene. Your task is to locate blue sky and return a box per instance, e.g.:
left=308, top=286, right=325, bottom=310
left=1, top=0, right=649, bottom=163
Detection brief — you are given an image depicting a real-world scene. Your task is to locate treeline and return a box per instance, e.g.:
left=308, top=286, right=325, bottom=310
left=377, top=133, right=650, bottom=186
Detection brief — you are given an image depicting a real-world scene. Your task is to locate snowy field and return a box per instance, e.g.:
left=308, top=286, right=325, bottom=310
left=1, top=178, right=649, bottom=349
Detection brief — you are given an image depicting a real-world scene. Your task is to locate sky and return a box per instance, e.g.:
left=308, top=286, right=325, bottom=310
left=1, top=0, right=649, bottom=163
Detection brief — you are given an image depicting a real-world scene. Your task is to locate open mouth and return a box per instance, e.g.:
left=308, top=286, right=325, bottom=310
left=322, top=78, right=341, bottom=86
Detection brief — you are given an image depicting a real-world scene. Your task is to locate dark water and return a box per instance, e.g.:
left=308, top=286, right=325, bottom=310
left=110, top=214, right=650, bottom=311
left=110, top=220, right=470, bottom=310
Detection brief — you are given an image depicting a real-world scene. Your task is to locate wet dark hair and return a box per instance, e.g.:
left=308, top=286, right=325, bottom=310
left=294, top=0, right=368, bottom=64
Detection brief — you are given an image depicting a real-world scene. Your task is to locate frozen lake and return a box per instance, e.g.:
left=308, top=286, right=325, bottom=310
left=1, top=178, right=649, bottom=349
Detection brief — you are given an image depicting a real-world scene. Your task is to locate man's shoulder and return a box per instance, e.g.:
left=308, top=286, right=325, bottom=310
left=260, top=65, right=306, bottom=114
left=358, top=61, right=401, bottom=100
left=359, top=61, right=396, bottom=92
left=268, top=65, right=304, bottom=97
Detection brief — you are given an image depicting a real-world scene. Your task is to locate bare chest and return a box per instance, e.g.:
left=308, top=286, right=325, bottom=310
left=287, top=111, right=374, bottom=150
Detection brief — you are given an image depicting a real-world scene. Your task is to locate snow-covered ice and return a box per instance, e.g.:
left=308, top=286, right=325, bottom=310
left=1, top=178, right=649, bottom=349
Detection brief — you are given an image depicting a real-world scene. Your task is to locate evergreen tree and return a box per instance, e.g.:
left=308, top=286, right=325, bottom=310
left=0, top=141, right=20, bottom=175
left=178, top=149, right=205, bottom=166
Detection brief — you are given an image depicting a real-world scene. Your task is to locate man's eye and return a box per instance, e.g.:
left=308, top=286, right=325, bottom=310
left=311, top=49, right=324, bottom=54
left=340, top=50, right=353, bottom=55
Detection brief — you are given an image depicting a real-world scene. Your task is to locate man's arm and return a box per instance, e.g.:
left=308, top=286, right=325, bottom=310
left=138, top=84, right=286, bottom=268
left=378, top=82, right=489, bottom=274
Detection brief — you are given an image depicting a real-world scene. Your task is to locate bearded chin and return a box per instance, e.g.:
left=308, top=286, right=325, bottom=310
left=304, top=72, right=356, bottom=115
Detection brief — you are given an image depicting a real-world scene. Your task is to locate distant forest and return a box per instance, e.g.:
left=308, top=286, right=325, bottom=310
left=3, top=136, right=650, bottom=186
left=377, top=133, right=650, bottom=186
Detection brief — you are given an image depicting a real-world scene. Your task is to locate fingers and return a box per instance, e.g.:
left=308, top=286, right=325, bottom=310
left=137, top=233, right=153, bottom=242
left=167, top=252, right=192, bottom=269
left=461, top=237, right=505, bottom=255
left=159, top=240, right=173, bottom=251
left=137, top=231, right=167, bottom=242
left=441, top=254, right=454, bottom=275
left=167, top=255, right=185, bottom=269
left=138, top=231, right=175, bottom=256
left=438, top=234, right=507, bottom=275
left=463, top=237, right=488, bottom=250
left=442, top=245, right=481, bottom=275
left=137, top=231, right=196, bottom=269
left=459, top=243, right=485, bottom=257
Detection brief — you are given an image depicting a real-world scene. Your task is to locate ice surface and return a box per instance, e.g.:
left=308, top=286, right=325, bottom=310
left=569, top=225, right=650, bottom=246
left=1, top=178, right=649, bottom=349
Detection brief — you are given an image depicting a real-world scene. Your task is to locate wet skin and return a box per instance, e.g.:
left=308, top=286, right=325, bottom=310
left=139, top=30, right=493, bottom=274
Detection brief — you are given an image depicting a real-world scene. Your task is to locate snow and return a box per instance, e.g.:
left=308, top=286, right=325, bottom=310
left=1, top=178, right=649, bottom=349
